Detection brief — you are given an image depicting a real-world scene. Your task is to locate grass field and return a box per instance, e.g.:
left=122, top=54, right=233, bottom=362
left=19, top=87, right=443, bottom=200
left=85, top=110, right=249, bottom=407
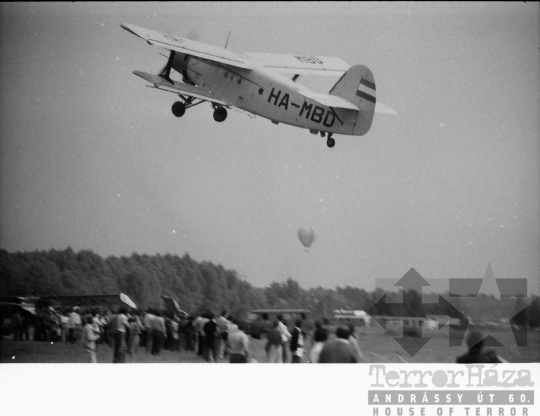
left=2, top=326, right=539, bottom=363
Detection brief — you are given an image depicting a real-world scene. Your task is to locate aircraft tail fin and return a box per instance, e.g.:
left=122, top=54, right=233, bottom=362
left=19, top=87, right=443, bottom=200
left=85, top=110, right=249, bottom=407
left=329, top=64, right=376, bottom=135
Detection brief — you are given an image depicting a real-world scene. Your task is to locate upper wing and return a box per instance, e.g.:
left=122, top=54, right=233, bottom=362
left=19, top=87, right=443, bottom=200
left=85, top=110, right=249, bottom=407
left=133, top=70, right=228, bottom=105
left=121, top=23, right=252, bottom=70
left=245, top=52, right=350, bottom=76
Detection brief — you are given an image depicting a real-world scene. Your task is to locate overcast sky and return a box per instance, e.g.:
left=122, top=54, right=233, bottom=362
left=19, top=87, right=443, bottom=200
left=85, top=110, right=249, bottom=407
left=1, top=2, right=538, bottom=295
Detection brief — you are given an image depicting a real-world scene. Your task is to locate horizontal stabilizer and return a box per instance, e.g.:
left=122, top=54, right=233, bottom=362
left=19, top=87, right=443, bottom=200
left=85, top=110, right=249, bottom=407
left=375, top=102, right=398, bottom=115
left=298, top=89, right=359, bottom=110
left=133, top=70, right=227, bottom=105
left=121, top=23, right=252, bottom=70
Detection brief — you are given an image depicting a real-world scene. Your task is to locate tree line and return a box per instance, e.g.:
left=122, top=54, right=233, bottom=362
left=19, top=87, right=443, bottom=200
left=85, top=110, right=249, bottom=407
left=0, top=248, right=538, bottom=326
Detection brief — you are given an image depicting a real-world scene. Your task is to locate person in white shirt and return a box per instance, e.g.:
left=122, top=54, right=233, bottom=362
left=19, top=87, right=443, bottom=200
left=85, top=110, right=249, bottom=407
left=82, top=316, right=100, bottom=363
left=193, top=314, right=208, bottom=357
left=277, top=315, right=292, bottom=363
left=67, top=307, right=82, bottom=343
left=216, top=310, right=230, bottom=358
left=127, top=315, right=142, bottom=362
left=144, top=309, right=155, bottom=352
left=227, top=321, right=250, bottom=363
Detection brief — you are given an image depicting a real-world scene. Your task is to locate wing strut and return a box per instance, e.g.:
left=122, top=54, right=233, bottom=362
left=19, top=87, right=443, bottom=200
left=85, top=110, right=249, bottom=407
left=159, top=51, right=175, bottom=84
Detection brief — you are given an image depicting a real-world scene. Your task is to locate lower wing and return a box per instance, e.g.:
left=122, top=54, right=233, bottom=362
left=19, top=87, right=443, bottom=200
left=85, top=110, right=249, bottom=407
left=133, top=70, right=228, bottom=106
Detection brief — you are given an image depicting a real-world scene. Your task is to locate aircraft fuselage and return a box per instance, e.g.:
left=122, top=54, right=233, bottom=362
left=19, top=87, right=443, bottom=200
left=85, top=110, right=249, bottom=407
left=172, top=54, right=357, bottom=135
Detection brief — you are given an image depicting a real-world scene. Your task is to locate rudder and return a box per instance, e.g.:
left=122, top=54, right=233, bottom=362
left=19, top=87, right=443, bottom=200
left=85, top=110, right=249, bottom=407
left=329, top=65, right=376, bottom=135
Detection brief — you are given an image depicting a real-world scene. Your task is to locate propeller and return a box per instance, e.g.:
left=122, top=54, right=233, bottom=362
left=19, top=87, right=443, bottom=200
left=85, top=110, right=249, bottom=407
left=157, top=27, right=201, bottom=84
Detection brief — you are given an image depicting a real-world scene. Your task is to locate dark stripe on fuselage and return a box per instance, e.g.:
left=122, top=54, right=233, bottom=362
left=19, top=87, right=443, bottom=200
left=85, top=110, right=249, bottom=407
left=356, top=90, right=376, bottom=103
left=360, top=78, right=376, bottom=91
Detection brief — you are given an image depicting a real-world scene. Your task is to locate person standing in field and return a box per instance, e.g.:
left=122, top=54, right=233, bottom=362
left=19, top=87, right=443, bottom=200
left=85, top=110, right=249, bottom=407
left=144, top=309, right=155, bottom=352
left=277, top=315, right=292, bottom=363
left=266, top=320, right=284, bottom=363
left=60, top=311, right=69, bottom=342
left=127, top=316, right=141, bottom=362
left=309, top=321, right=328, bottom=363
left=193, top=314, right=208, bottom=357
left=82, top=316, right=100, bottom=363
left=227, top=321, right=250, bottom=363
left=67, top=307, right=81, bottom=344
left=290, top=320, right=305, bottom=363
left=137, top=310, right=146, bottom=348
left=183, top=316, right=196, bottom=352
left=107, top=309, right=117, bottom=348
left=318, top=326, right=358, bottom=363
left=347, top=323, right=364, bottom=362
left=151, top=310, right=166, bottom=355
left=114, top=307, right=130, bottom=363
left=216, top=310, right=230, bottom=359
left=203, top=313, right=219, bottom=363
left=91, top=309, right=102, bottom=345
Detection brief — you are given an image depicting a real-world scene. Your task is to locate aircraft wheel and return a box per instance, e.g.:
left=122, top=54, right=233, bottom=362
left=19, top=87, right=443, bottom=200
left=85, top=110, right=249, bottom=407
left=172, top=101, right=186, bottom=118
left=213, top=107, right=227, bottom=122
left=327, top=137, right=335, bottom=148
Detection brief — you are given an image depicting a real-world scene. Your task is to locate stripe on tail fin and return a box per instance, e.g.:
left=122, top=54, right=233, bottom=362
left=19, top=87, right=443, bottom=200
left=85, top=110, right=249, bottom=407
left=356, top=77, right=376, bottom=103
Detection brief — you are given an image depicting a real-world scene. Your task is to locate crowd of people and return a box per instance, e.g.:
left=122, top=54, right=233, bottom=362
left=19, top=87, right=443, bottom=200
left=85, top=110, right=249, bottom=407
left=263, top=315, right=365, bottom=363
left=2, top=306, right=253, bottom=364
left=3, top=307, right=501, bottom=364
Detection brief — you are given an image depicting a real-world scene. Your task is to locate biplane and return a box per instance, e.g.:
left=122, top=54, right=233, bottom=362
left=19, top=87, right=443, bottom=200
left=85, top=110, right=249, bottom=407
left=121, top=23, right=396, bottom=148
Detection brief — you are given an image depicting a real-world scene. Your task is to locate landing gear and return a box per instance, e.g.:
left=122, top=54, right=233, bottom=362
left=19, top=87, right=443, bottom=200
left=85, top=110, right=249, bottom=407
left=172, top=101, right=186, bottom=117
left=213, top=106, right=227, bottom=122
left=326, top=134, right=335, bottom=148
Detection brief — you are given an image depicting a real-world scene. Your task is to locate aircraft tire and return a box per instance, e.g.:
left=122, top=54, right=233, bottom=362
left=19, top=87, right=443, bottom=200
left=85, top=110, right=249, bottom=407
left=213, top=107, right=227, bottom=122
left=327, top=137, right=335, bottom=148
left=172, top=101, right=186, bottom=118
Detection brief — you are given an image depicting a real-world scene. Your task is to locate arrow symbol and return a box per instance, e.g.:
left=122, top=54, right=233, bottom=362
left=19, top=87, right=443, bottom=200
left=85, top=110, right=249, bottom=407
left=394, top=335, right=431, bottom=357
left=367, top=294, right=389, bottom=329
left=368, top=268, right=434, bottom=356
left=437, top=295, right=469, bottom=346
left=394, top=267, right=431, bottom=294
